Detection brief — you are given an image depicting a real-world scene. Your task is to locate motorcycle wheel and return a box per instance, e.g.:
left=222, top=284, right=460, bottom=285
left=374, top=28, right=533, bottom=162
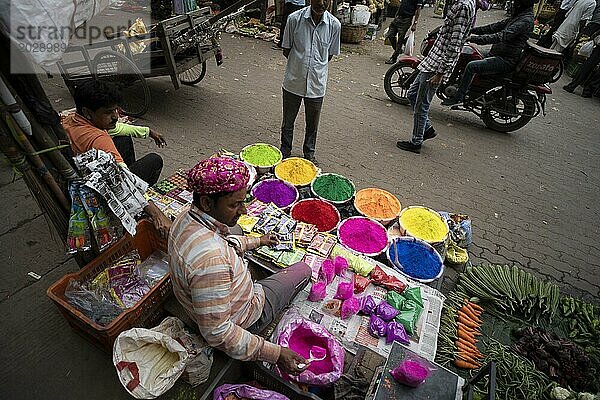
left=384, top=61, right=417, bottom=105
left=481, top=89, right=536, bottom=133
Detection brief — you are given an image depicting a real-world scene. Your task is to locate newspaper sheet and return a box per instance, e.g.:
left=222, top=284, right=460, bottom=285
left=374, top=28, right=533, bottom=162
left=292, top=261, right=445, bottom=361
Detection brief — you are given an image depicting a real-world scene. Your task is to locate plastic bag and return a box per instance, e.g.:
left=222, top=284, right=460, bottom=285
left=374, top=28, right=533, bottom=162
left=113, top=327, right=188, bottom=399
left=375, top=300, right=400, bottom=321
left=386, top=321, right=410, bottom=345
left=390, top=355, right=436, bottom=388
left=395, top=301, right=423, bottom=336
left=319, top=259, right=335, bottom=285
left=579, top=40, right=594, bottom=58
left=273, top=309, right=344, bottom=386
left=403, top=287, right=423, bottom=307
left=368, top=314, right=388, bottom=338
left=334, top=256, right=349, bottom=277
left=213, top=383, right=290, bottom=400
left=369, top=266, right=388, bottom=284
left=404, top=31, right=415, bottom=56
left=334, top=279, right=354, bottom=300
left=79, top=184, right=118, bottom=251
left=308, top=281, right=327, bottom=302
left=340, top=297, right=361, bottom=320
left=64, top=278, right=123, bottom=325
left=152, top=317, right=213, bottom=387
left=360, top=295, right=377, bottom=315
left=382, top=275, right=406, bottom=293
left=66, top=181, right=92, bottom=254
left=322, top=299, right=342, bottom=317
left=386, top=291, right=405, bottom=310
left=446, top=240, right=469, bottom=265
left=137, top=250, right=169, bottom=287
left=354, top=274, right=371, bottom=294
left=439, top=212, right=472, bottom=248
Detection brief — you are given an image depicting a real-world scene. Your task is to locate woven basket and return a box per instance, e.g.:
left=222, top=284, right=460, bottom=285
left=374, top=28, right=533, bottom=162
left=341, top=23, right=368, bottom=44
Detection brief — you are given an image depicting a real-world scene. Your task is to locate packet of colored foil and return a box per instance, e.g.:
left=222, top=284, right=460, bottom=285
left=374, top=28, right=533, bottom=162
left=66, top=181, right=92, bottom=254
left=78, top=184, right=118, bottom=251
left=253, top=214, right=280, bottom=234
left=273, top=231, right=294, bottom=251
left=276, top=248, right=306, bottom=267
left=246, top=199, right=269, bottom=217
left=303, top=253, right=327, bottom=281
left=274, top=215, right=297, bottom=234
left=307, top=233, right=337, bottom=257
left=294, top=222, right=318, bottom=247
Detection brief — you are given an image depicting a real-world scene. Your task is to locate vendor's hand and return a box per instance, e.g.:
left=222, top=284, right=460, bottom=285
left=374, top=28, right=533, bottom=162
left=428, top=73, right=443, bottom=87
left=149, top=129, right=167, bottom=147
left=152, top=211, right=172, bottom=240
left=260, top=233, right=279, bottom=247
left=411, top=22, right=417, bottom=32
left=277, top=347, right=309, bottom=375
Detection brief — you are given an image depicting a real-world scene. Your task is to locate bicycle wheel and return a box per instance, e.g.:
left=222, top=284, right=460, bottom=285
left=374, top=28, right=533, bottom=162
left=92, top=50, right=151, bottom=117
left=179, top=61, right=207, bottom=86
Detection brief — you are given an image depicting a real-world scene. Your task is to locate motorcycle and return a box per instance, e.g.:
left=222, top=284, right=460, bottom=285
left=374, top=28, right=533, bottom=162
left=383, top=27, right=564, bottom=133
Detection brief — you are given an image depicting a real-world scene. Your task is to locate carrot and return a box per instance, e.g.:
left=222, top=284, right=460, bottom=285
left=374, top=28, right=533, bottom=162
left=456, top=342, right=483, bottom=358
left=467, top=301, right=484, bottom=312
left=457, top=329, right=478, bottom=343
left=460, top=305, right=482, bottom=323
left=454, top=358, right=480, bottom=369
left=464, top=302, right=483, bottom=316
left=457, top=312, right=480, bottom=329
left=458, top=323, right=481, bottom=335
left=456, top=338, right=481, bottom=353
left=456, top=352, right=483, bottom=366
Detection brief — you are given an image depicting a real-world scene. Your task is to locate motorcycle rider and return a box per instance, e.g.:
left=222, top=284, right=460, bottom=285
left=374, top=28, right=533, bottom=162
left=441, top=0, right=535, bottom=107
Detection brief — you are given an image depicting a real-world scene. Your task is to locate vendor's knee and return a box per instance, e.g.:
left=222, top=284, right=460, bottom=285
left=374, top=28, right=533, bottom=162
left=147, top=153, right=163, bottom=170
left=291, top=261, right=312, bottom=279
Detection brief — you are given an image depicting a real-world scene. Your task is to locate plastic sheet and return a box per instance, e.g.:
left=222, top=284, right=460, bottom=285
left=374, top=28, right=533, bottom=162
left=334, top=279, right=354, bottom=300
left=389, top=355, right=436, bottom=388
left=308, top=281, right=327, bottom=302
left=64, top=279, right=123, bottom=326
left=274, top=309, right=344, bottom=386
left=375, top=301, right=399, bottom=321
left=137, top=250, right=169, bottom=287
left=340, top=297, right=360, bottom=320
left=368, top=314, right=387, bottom=338
left=386, top=321, right=410, bottom=345
left=213, top=384, right=290, bottom=400
left=360, top=295, right=377, bottom=315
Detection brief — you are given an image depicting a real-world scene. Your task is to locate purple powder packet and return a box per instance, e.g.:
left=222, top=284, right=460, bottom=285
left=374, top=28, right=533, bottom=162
left=375, top=300, right=400, bottom=321
left=334, top=280, right=353, bottom=300
left=318, top=259, right=335, bottom=285
left=340, top=297, right=361, bottom=320
left=308, top=281, right=327, bottom=302
left=333, top=256, right=349, bottom=277
left=386, top=321, right=410, bottom=345
left=368, top=314, right=388, bottom=338
left=360, top=295, right=377, bottom=315
left=390, top=359, right=431, bottom=387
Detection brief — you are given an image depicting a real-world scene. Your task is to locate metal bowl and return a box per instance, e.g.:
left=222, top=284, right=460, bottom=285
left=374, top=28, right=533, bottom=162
left=354, top=187, right=402, bottom=226
left=310, top=173, right=356, bottom=206
left=240, top=143, right=282, bottom=174
left=274, top=157, right=319, bottom=187
left=337, top=216, right=389, bottom=257
left=386, top=236, right=445, bottom=283
left=251, top=178, right=299, bottom=210
left=290, top=198, right=341, bottom=232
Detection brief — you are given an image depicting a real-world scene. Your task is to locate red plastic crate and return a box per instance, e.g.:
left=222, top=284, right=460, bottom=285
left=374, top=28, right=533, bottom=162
left=47, top=220, right=172, bottom=352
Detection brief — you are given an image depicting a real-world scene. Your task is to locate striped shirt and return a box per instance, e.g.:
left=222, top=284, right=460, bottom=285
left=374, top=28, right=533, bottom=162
left=418, top=0, right=476, bottom=82
left=168, top=206, right=281, bottom=364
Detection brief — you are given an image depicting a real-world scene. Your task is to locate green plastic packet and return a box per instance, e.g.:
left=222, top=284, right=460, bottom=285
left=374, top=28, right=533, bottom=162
left=396, top=301, right=424, bottom=336
left=386, top=290, right=405, bottom=310
left=402, top=286, right=423, bottom=307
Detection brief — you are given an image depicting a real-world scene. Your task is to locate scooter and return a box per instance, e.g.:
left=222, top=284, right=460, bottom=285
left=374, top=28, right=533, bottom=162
left=383, top=27, right=563, bottom=133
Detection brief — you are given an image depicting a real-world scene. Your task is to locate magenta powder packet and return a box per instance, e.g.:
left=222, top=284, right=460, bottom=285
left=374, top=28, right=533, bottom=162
left=334, top=280, right=353, bottom=300
left=386, top=321, right=410, bottom=345
left=368, top=314, right=388, bottom=338
left=375, top=300, right=399, bottom=321
left=308, top=281, right=327, bottom=302
left=340, top=297, right=361, bottom=320
left=360, top=295, right=377, bottom=315
left=333, top=256, right=349, bottom=277
left=390, top=359, right=431, bottom=388
left=319, top=259, right=335, bottom=285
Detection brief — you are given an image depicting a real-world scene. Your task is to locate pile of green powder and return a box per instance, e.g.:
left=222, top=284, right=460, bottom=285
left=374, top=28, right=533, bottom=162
left=312, top=174, right=355, bottom=202
left=241, top=144, right=281, bottom=167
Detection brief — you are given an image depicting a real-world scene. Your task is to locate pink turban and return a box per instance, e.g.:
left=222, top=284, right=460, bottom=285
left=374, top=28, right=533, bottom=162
left=187, top=157, right=250, bottom=195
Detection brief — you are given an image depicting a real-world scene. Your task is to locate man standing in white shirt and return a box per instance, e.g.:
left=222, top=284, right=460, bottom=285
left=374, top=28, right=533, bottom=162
left=279, top=0, right=341, bottom=165
left=552, top=0, right=597, bottom=51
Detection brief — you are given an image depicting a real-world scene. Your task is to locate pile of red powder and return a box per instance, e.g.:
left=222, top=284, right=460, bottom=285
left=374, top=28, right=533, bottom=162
left=291, top=199, right=340, bottom=232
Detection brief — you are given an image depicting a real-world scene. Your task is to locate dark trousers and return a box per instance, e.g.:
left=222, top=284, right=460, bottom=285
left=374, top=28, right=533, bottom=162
left=248, top=262, right=311, bottom=334
left=280, top=88, right=324, bottom=159
left=456, top=56, right=513, bottom=100
left=112, top=135, right=163, bottom=186
left=387, top=15, right=413, bottom=57
left=537, top=8, right=568, bottom=48
left=278, top=3, right=305, bottom=46
left=568, top=45, right=600, bottom=92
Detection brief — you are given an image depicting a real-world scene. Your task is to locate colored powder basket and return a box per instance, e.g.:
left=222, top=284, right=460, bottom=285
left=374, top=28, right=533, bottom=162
left=387, top=236, right=444, bottom=283
left=337, top=216, right=389, bottom=257
left=251, top=179, right=298, bottom=209
left=311, top=173, right=355, bottom=204
left=354, top=188, right=401, bottom=224
left=290, top=199, right=340, bottom=232
left=274, top=157, right=318, bottom=186
left=240, top=143, right=282, bottom=168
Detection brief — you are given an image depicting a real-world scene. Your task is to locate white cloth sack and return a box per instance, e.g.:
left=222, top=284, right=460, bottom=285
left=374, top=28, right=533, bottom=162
left=113, top=328, right=188, bottom=399
left=404, top=31, right=415, bottom=56
left=152, top=317, right=214, bottom=387
left=578, top=40, right=595, bottom=58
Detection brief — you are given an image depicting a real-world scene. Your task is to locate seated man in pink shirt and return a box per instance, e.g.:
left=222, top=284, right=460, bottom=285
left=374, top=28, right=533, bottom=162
left=168, top=157, right=311, bottom=374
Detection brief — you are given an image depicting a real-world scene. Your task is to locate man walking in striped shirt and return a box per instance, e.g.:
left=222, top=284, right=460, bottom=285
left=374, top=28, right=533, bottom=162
left=168, top=157, right=311, bottom=374
left=396, top=0, right=476, bottom=154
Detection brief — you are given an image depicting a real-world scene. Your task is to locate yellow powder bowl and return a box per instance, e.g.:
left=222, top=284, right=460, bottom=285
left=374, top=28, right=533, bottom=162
left=354, top=188, right=402, bottom=225
left=398, top=206, right=449, bottom=244
left=274, top=157, right=318, bottom=186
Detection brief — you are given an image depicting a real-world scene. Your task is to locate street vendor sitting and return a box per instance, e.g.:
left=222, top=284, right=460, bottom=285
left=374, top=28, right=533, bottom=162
left=168, top=157, right=311, bottom=374
left=63, top=79, right=166, bottom=186
left=63, top=79, right=171, bottom=238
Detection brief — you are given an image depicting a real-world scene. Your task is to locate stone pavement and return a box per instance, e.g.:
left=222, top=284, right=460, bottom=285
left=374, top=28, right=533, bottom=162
left=1, top=7, right=599, bottom=400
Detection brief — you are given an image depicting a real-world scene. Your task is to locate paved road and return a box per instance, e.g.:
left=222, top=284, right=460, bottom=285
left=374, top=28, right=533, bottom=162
left=1, top=7, right=599, bottom=400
